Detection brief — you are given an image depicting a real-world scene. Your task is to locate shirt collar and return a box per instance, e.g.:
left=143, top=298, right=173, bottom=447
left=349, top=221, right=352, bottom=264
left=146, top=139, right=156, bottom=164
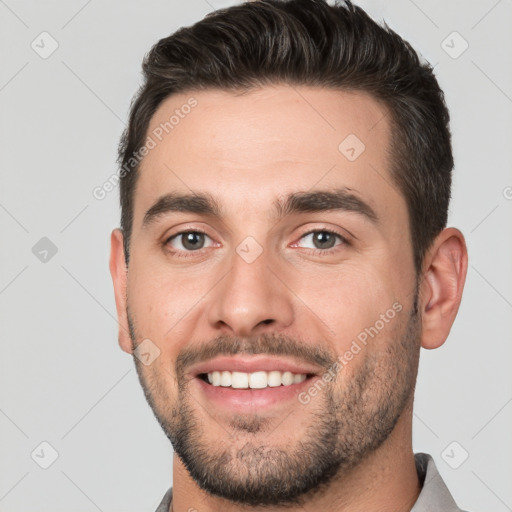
left=411, top=452, right=465, bottom=511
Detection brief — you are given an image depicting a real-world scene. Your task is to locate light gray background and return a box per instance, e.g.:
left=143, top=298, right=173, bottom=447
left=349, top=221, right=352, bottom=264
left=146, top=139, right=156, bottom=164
left=1, top=0, right=511, bottom=511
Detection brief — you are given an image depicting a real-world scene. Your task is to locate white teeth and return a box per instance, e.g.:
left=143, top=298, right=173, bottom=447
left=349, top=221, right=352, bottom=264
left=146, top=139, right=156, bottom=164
left=231, top=371, right=249, bottom=389
left=281, top=371, right=294, bottom=386
left=267, top=370, right=282, bottom=387
left=205, top=370, right=308, bottom=389
left=220, top=371, right=232, bottom=387
left=293, top=373, right=307, bottom=384
left=248, top=371, right=267, bottom=389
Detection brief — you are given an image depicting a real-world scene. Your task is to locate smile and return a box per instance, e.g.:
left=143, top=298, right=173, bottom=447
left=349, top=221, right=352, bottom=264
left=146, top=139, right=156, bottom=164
left=203, top=370, right=308, bottom=389
left=190, top=356, right=322, bottom=411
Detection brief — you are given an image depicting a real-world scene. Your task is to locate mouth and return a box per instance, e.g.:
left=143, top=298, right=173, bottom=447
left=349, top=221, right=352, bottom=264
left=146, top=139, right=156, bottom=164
left=190, top=356, right=322, bottom=411
left=198, top=370, right=312, bottom=389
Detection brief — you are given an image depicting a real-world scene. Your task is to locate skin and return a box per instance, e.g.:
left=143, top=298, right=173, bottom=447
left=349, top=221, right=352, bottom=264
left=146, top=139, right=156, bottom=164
left=110, top=85, right=468, bottom=512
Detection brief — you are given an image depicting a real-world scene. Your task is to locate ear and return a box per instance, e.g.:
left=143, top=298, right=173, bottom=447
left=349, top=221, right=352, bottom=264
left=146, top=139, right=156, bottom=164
left=109, top=228, right=133, bottom=354
left=419, top=227, right=468, bottom=350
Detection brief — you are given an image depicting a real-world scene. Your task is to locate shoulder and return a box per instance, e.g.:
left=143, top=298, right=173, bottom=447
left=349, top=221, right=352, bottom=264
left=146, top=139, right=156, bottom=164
left=155, top=487, right=173, bottom=512
left=412, top=453, right=469, bottom=512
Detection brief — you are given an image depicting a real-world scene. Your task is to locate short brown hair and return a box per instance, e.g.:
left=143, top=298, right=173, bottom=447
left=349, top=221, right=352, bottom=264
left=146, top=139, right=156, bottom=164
left=118, top=0, right=453, bottom=273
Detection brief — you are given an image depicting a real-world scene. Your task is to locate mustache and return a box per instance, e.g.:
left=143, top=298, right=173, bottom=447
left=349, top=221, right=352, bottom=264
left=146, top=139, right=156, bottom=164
left=175, top=332, right=338, bottom=376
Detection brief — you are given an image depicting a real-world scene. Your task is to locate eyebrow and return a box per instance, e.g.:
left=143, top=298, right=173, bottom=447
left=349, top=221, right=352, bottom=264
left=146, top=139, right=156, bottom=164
left=142, top=188, right=378, bottom=228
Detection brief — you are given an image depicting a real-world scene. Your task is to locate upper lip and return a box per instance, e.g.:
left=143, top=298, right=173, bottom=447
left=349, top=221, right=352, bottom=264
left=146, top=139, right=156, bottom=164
left=191, top=355, right=323, bottom=377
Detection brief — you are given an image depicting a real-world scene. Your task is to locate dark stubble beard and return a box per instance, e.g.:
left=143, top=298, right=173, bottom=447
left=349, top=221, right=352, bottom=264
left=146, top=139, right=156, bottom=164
left=128, top=295, right=421, bottom=507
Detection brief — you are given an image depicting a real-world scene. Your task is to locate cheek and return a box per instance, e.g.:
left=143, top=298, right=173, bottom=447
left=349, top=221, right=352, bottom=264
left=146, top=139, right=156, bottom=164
left=126, top=254, right=214, bottom=346
left=293, top=263, right=401, bottom=349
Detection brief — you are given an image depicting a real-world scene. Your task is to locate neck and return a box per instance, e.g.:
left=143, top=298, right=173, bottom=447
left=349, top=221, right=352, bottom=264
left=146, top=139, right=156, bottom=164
left=170, top=407, right=420, bottom=512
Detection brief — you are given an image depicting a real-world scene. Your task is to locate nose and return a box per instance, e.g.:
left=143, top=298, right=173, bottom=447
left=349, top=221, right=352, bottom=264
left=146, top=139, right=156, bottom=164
left=207, top=245, right=294, bottom=337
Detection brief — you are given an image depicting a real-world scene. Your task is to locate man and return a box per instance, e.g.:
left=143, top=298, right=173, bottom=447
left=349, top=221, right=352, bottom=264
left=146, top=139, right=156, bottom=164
left=109, top=1, right=470, bottom=510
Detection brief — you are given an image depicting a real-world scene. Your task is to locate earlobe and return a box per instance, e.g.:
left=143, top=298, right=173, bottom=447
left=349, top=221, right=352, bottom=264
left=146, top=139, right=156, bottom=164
left=109, top=228, right=133, bottom=354
left=420, top=228, right=468, bottom=350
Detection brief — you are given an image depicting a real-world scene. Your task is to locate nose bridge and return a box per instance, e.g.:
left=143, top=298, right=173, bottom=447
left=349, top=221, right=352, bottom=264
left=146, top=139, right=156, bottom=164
left=207, top=238, right=293, bottom=336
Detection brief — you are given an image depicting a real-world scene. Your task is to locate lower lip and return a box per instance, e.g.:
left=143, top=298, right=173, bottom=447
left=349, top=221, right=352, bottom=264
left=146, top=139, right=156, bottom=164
left=194, top=376, right=318, bottom=412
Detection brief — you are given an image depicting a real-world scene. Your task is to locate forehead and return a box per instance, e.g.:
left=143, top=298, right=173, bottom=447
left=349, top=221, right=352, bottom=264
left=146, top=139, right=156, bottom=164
left=133, top=85, right=402, bottom=226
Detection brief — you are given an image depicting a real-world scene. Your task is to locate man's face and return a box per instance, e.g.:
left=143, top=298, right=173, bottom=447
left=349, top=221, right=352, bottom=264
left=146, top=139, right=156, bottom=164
left=121, top=86, right=421, bottom=505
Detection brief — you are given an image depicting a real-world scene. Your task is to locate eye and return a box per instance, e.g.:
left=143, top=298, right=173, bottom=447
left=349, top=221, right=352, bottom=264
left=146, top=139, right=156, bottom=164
left=166, top=231, right=214, bottom=252
left=295, top=229, right=347, bottom=252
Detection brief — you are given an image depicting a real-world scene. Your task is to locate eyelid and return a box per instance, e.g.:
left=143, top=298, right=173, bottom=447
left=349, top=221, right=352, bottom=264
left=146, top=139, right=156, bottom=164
left=162, top=225, right=351, bottom=258
left=165, top=227, right=209, bottom=243
left=291, top=227, right=349, bottom=250
left=163, top=223, right=212, bottom=243
left=164, top=228, right=217, bottom=254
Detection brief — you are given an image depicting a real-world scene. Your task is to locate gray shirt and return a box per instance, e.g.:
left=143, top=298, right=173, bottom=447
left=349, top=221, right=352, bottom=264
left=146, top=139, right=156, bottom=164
left=155, top=452, right=468, bottom=512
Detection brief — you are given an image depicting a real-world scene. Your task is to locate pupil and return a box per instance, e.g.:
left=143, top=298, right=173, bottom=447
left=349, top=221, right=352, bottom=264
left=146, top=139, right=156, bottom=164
left=183, top=232, right=204, bottom=250
left=314, top=232, right=335, bottom=249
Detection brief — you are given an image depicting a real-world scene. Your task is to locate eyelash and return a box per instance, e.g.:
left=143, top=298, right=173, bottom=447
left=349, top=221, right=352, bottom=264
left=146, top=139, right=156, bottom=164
left=294, top=229, right=349, bottom=254
left=164, top=229, right=214, bottom=259
left=163, top=228, right=349, bottom=258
